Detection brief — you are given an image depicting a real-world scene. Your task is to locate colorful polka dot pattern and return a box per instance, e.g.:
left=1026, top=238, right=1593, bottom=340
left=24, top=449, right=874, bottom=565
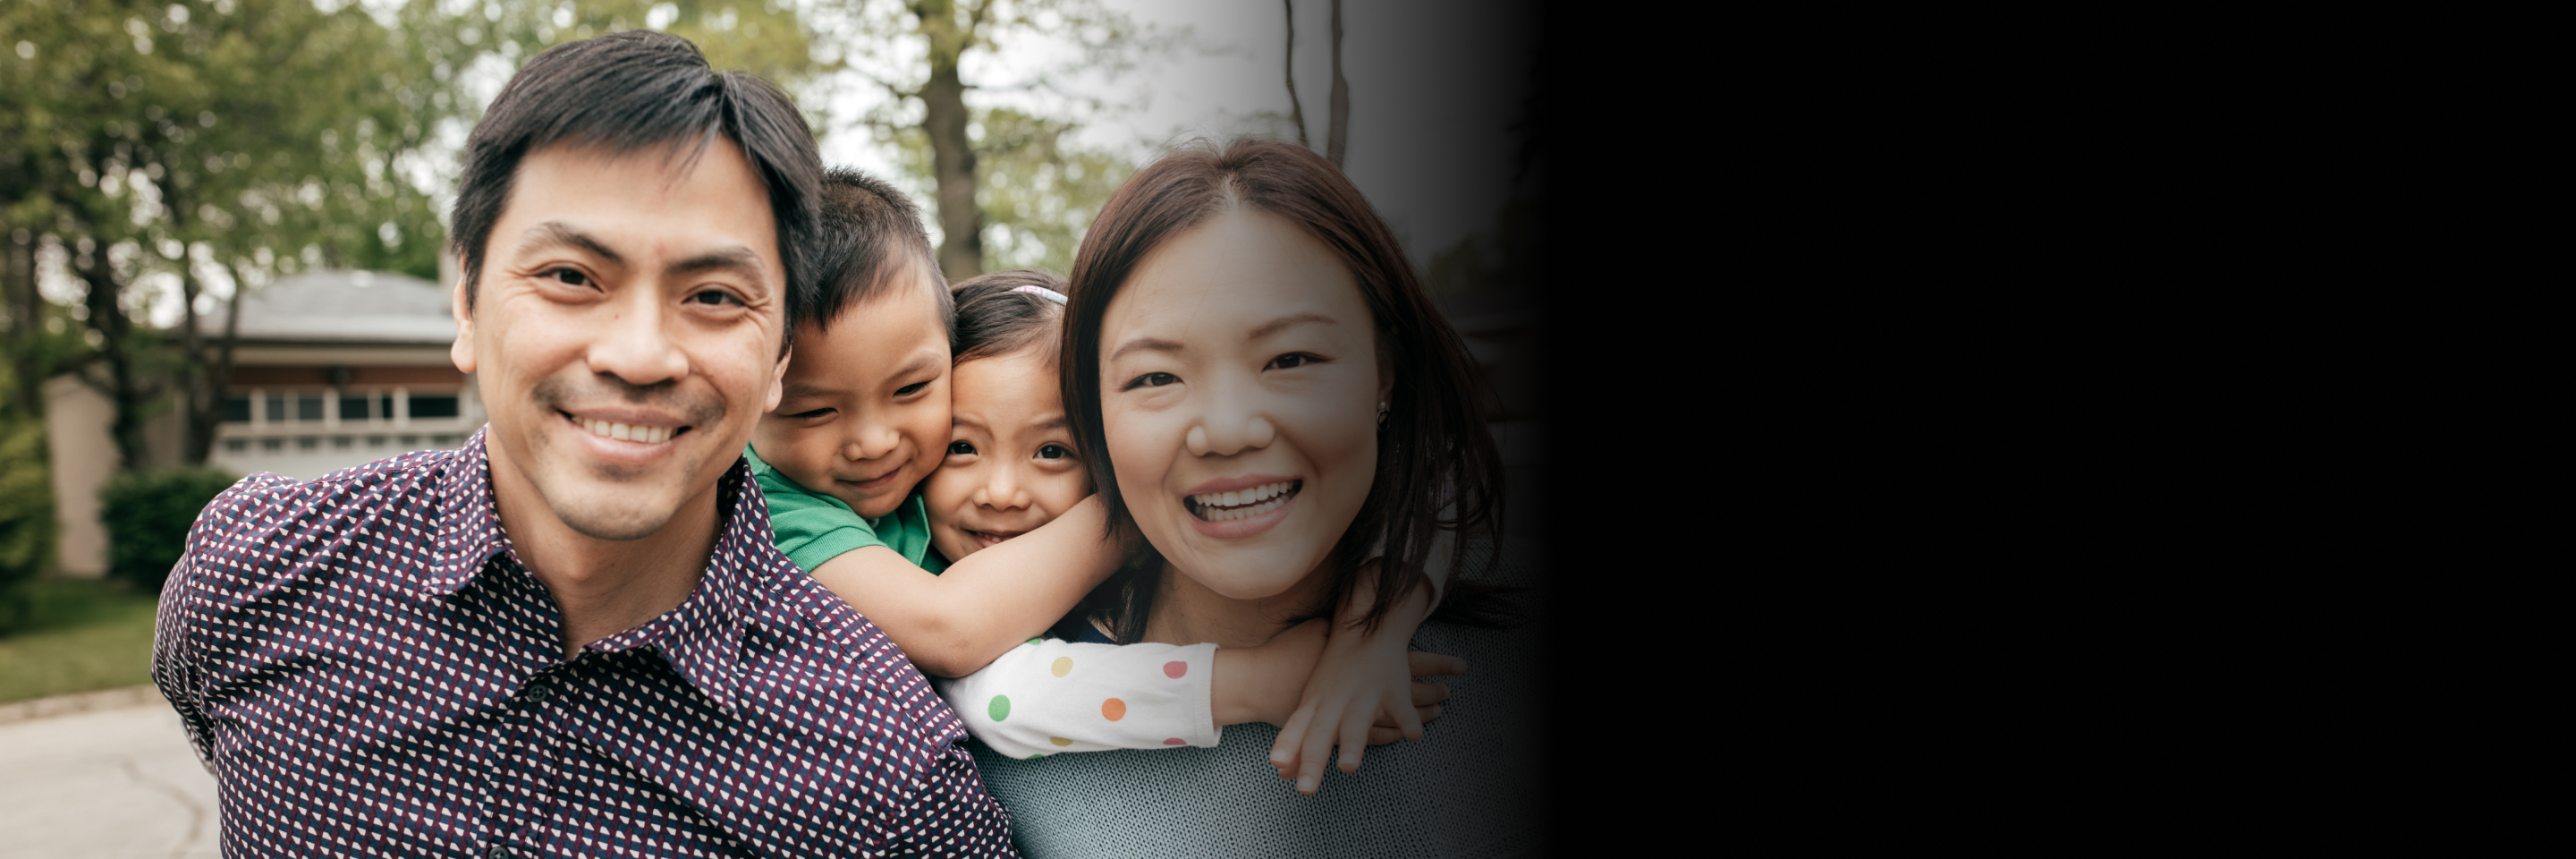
left=151, top=430, right=1018, bottom=858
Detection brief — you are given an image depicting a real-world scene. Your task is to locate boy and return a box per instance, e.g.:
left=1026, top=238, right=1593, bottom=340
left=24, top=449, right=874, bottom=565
left=746, top=168, right=1130, bottom=677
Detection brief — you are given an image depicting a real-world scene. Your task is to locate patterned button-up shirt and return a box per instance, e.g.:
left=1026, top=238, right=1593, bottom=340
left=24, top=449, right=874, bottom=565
left=152, top=429, right=1017, bottom=857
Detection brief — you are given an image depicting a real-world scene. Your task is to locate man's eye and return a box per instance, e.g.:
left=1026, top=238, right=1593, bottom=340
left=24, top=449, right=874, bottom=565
left=786, top=408, right=835, bottom=419
left=1036, top=444, right=1072, bottom=460
left=948, top=441, right=976, bottom=456
left=688, top=289, right=741, bottom=306
left=544, top=268, right=589, bottom=286
left=1267, top=353, right=1322, bottom=370
left=1123, top=372, right=1178, bottom=390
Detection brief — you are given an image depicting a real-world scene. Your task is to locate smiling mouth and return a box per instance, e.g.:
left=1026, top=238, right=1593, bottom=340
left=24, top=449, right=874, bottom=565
left=1185, top=481, right=1301, bottom=523
left=966, top=529, right=1023, bottom=548
left=569, top=414, right=688, bottom=445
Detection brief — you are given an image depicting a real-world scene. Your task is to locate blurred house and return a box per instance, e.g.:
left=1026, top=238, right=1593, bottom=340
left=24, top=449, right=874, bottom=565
left=44, top=267, right=477, bottom=576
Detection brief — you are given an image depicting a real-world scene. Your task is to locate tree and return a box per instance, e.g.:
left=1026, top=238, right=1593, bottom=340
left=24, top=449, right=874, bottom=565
left=1276, top=0, right=1347, bottom=167
left=1, top=0, right=824, bottom=469
left=833, top=0, right=1165, bottom=278
left=1325, top=0, right=1346, bottom=168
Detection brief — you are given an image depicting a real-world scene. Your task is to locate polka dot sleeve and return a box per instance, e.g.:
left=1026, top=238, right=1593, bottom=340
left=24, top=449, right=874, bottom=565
left=934, top=638, right=1219, bottom=760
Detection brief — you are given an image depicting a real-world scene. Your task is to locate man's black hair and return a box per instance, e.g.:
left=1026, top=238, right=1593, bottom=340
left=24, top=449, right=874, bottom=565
left=449, top=30, right=822, bottom=346
left=804, top=167, right=952, bottom=335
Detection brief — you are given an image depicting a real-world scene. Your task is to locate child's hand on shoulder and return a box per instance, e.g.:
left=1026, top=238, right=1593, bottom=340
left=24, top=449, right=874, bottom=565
left=1268, top=561, right=1463, bottom=795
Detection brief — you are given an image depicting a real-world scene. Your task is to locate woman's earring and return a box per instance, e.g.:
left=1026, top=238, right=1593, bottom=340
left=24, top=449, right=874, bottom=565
left=1377, top=401, right=1389, bottom=427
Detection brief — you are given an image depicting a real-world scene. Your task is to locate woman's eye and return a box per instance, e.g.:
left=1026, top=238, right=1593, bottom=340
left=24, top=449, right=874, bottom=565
left=1036, top=444, right=1072, bottom=461
left=948, top=440, right=976, bottom=456
left=896, top=380, right=929, bottom=396
left=1123, top=371, right=1179, bottom=390
left=785, top=408, right=835, bottom=420
left=1267, top=353, right=1322, bottom=370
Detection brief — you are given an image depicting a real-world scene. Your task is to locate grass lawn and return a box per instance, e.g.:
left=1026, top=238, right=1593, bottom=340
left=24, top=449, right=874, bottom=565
left=0, top=577, right=162, bottom=703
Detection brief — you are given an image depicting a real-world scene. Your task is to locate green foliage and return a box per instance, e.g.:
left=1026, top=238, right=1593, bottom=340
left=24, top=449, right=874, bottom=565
left=0, top=416, right=51, bottom=631
left=891, top=107, right=1131, bottom=275
left=0, top=577, right=160, bottom=700
left=97, top=465, right=234, bottom=593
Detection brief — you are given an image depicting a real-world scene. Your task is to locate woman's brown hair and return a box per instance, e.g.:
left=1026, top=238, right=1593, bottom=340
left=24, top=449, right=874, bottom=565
left=1056, top=139, right=1510, bottom=641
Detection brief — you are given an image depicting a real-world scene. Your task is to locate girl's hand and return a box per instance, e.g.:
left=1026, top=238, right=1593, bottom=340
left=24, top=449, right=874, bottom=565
left=1221, top=619, right=1453, bottom=742
left=1267, top=569, right=1462, bottom=795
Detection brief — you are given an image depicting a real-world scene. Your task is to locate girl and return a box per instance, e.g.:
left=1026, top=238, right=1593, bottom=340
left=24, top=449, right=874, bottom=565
left=927, top=270, right=1460, bottom=778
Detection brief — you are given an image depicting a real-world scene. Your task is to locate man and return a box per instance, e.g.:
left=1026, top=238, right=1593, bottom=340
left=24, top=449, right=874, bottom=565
left=152, top=31, right=1015, bottom=857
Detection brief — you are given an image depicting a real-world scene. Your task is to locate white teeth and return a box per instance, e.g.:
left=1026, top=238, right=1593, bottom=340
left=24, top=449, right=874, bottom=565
left=1190, top=481, right=1297, bottom=520
left=580, top=419, right=673, bottom=444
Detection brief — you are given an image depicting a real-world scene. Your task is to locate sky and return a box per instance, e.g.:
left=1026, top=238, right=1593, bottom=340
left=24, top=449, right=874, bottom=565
left=813, top=0, right=1540, bottom=266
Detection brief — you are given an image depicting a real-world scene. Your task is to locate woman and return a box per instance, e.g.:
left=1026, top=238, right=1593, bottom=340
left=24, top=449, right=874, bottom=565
left=969, top=139, right=1544, bottom=857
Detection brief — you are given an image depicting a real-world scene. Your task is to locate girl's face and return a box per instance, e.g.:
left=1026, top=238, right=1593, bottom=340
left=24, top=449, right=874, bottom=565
left=1097, top=208, right=1388, bottom=600
left=924, top=346, right=1093, bottom=563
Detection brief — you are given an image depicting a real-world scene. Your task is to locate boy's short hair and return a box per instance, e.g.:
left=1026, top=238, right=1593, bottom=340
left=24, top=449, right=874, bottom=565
left=948, top=269, right=1068, bottom=365
left=804, top=167, right=953, bottom=334
left=450, top=30, right=821, bottom=346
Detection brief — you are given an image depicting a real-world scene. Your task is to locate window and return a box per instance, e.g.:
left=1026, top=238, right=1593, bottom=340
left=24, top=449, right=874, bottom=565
left=408, top=393, right=460, bottom=420
left=296, top=394, right=326, bottom=422
left=332, top=437, right=353, bottom=450
left=264, top=394, right=286, bottom=422
left=341, top=395, right=370, bottom=421
left=222, top=395, right=251, bottom=423
left=378, top=393, right=394, bottom=421
left=366, top=435, right=387, bottom=447
left=224, top=438, right=248, bottom=454
left=260, top=438, right=284, bottom=452
left=296, top=437, right=319, bottom=451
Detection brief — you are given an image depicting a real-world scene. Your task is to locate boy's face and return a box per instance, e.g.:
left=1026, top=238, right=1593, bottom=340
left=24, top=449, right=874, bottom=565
left=753, top=263, right=950, bottom=520
left=924, top=348, right=1095, bottom=563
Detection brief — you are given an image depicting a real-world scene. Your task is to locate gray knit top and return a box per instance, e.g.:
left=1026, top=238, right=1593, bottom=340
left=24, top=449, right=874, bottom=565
left=969, top=540, right=1547, bottom=858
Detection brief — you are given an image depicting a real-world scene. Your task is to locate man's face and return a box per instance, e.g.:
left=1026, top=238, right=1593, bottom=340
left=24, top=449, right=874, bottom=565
left=453, top=140, right=790, bottom=541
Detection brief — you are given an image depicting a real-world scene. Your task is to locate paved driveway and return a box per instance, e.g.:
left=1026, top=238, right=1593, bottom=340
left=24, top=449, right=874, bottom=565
left=0, top=688, right=218, bottom=859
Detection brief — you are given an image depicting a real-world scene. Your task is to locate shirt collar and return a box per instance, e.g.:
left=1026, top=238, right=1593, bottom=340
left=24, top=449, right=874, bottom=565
left=423, top=427, right=779, bottom=713
left=421, top=427, right=508, bottom=596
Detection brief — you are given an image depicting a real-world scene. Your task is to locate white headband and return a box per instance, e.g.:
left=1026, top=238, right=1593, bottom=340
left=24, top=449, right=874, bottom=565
left=1010, top=284, right=1068, bottom=305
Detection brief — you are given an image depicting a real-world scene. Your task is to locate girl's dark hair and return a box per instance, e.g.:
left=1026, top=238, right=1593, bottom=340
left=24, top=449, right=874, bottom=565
left=1056, top=139, right=1513, bottom=643
left=948, top=269, right=1068, bottom=364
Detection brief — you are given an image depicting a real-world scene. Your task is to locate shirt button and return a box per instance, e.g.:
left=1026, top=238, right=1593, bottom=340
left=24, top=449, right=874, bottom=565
left=486, top=845, right=516, bottom=859
left=522, top=679, right=552, bottom=703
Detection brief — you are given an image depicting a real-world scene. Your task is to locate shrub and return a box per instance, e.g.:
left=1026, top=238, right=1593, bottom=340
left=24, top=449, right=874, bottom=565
left=98, top=466, right=239, bottom=594
left=0, top=417, right=55, bottom=633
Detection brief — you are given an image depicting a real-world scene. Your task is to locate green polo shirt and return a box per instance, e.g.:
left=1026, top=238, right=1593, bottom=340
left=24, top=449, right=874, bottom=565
left=745, top=446, right=948, bottom=574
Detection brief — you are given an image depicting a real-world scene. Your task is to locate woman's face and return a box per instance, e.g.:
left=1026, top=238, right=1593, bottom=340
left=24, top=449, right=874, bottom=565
left=923, top=347, right=1093, bottom=563
left=1097, top=208, right=1388, bottom=600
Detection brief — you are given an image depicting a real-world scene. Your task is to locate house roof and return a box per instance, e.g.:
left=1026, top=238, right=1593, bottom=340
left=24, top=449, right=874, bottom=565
left=200, top=269, right=457, bottom=344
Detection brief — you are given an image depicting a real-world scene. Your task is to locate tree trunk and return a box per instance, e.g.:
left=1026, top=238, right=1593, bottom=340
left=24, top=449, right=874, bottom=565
left=3, top=238, right=41, bottom=417
left=1326, top=0, right=1349, bottom=169
left=916, top=0, right=984, bottom=280
left=73, top=259, right=146, bottom=471
left=1284, top=0, right=1308, bottom=148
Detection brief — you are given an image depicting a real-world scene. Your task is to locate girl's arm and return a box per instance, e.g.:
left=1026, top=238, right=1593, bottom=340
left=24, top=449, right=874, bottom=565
left=936, top=637, right=1219, bottom=760
left=936, top=620, right=1459, bottom=760
left=806, top=495, right=1128, bottom=677
left=1269, top=529, right=1462, bottom=795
